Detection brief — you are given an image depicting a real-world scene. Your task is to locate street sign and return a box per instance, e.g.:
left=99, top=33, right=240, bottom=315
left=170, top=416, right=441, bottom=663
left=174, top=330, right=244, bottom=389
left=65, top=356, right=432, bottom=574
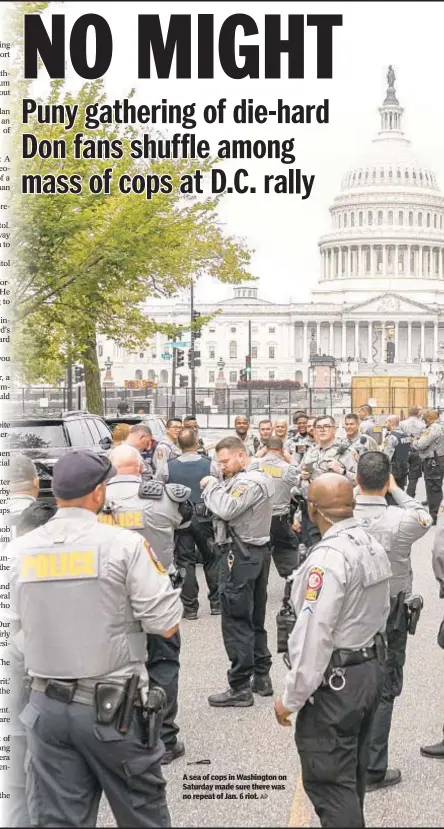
left=161, top=352, right=173, bottom=360
left=165, top=341, right=190, bottom=349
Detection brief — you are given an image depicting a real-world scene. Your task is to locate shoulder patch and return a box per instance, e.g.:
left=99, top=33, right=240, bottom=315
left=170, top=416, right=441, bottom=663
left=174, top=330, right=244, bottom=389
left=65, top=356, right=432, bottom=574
left=138, top=481, right=164, bottom=500
left=143, top=541, right=167, bottom=574
left=166, top=483, right=191, bottom=503
left=304, top=566, right=324, bottom=602
left=156, top=448, right=164, bottom=461
left=231, top=483, right=248, bottom=497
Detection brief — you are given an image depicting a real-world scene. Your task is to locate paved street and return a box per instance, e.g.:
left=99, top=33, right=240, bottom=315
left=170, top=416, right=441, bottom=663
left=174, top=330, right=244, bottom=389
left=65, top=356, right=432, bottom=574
left=98, top=481, right=444, bottom=828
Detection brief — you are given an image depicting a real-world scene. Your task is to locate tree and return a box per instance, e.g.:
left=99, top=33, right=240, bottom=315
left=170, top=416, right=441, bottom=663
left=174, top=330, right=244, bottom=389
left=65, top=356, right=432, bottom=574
left=12, top=76, right=254, bottom=413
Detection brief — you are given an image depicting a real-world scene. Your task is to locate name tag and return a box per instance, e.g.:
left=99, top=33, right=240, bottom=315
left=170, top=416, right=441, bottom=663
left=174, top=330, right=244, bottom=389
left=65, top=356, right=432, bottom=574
left=19, top=547, right=99, bottom=583
left=260, top=465, right=283, bottom=478
left=98, top=510, right=145, bottom=530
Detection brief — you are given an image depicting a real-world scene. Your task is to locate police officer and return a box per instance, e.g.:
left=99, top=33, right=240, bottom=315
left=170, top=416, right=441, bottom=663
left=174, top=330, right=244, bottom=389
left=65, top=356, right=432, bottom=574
left=274, top=419, right=297, bottom=456
left=354, top=452, right=432, bottom=791
left=234, top=415, right=260, bottom=456
left=125, top=424, right=156, bottom=479
left=274, top=473, right=391, bottom=829
left=182, top=415, right=208, bottom=456
left=288, top=410, right=307, bottom=441
left=100, top=444, right=192, bottom=765
left=291, top=414, right=316, bottom=467
left=153, top=418, right=183, bottom=473
left=421, top=496, right=444, bottom=758
left=201, top=436, right=274, bottom=705
left=252, top=437, right=301, bottom=579
left=359, top=404, right=383, bottom=446
left=8, top=450, right=182, bottom=828
left=412, top=409, right=444, bottom=523
left=400, top=406, right=425, bottom=498
left=8, top=455, right=39, bottom=537
left=301, top=416, right=358, bottom=488
left=158, top=427, right=222, bottom=620
left=343, top=413, right=379, bottom=454
left=255, top=419, right=274, bottom=454
left=382, top=414, right=411, bottom=492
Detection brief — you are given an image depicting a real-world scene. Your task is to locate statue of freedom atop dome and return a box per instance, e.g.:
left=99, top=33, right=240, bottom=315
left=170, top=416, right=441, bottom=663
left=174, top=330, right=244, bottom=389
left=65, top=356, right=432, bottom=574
left=387, top=65, right=396, bottom=88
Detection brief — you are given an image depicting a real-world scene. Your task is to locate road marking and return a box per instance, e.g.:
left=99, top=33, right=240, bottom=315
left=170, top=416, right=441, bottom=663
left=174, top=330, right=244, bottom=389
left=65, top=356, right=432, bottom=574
left=288, top=773, right=312, bottom=828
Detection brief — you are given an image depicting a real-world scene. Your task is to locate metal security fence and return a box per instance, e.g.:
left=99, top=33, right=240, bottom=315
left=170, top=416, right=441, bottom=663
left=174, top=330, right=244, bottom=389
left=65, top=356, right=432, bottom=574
left=8, top=383, right=443, bottom=426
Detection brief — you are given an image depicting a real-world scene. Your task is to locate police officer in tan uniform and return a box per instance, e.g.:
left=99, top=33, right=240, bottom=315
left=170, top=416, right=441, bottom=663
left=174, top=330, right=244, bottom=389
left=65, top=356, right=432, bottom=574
left=412, top=409, right=444, bottom=523
left=101, top=444, right=192, bottom=765
left=421, top=497, right=444, bottom=759
left=200, top=436, right=274, bottom=705
left=153, top=418, right=183, bottom=473
left=8, top=450, right=182, bottom=828
left=275, top=474, right=391, bottom=829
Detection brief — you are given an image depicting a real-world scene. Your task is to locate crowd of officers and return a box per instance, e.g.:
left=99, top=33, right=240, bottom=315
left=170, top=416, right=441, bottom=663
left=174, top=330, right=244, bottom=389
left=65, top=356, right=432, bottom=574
left=5, top=402, right=444, bottom=828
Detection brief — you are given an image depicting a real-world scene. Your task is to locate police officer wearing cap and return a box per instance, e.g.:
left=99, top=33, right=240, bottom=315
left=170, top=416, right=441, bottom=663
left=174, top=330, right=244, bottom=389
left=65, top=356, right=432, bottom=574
left=158, top=427, right=222, bottom=619
left=200, top=436, right=275, bottom=706
left=252, top=437, right=300, bottom=579
left=274, top=473, right=391, bottom=829
left=354, top=452, right=432, bottom=792
left=412, top=409, right=444, bottom=523
left=99, top=443, right=192, bottom=766
left=8, top=450, right=182, bottom=828
left=382, top=415, right=411, bottom=493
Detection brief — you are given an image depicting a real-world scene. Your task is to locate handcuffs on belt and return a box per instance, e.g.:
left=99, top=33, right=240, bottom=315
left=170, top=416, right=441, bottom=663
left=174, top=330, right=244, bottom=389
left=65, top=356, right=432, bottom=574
left=327, top=667, right=346, bottom=691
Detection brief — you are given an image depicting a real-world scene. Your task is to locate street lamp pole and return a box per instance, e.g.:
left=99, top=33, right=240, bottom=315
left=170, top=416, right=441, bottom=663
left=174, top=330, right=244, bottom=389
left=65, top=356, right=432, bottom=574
left=190, top=281, right=196, bottom=416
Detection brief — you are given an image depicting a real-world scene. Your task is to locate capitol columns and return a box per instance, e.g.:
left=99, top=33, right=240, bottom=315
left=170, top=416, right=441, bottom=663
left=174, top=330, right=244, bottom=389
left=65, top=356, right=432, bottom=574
left=434, top=321, right=439, bottom=359
left=407, top=322, right=412, bottom=363
left=341, top=322, right=347, bottom=359
left=394, top=321, right=399, bottom=362
left=329, top=322, right=334, bottom=356
left=303, top=321, right=308, bottom=363
left=354, top=322, right=360, bottom=360
left=420, top=322, right=425, bottom=361
left=368, top=321, right=373, bottom=362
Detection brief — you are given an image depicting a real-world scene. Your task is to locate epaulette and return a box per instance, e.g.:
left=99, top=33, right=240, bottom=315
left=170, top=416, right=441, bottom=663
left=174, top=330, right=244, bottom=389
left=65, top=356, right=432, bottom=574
left=138, top=481, right=165, bottom=500
left=165, top=483, right=192, bottom=503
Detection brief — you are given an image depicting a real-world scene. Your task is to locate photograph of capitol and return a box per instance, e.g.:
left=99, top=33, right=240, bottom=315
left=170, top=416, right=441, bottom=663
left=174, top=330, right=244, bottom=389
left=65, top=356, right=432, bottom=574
left=98, top=68, right=444, bottom=410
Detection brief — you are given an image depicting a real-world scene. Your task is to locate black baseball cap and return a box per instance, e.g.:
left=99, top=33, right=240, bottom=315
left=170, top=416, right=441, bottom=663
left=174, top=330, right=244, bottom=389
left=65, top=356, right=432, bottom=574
left=52, top=450, right=116, bottom=500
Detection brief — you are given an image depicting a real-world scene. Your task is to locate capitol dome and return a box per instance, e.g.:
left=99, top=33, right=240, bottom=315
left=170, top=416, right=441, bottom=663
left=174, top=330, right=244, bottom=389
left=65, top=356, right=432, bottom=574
left=313, top=68, right=444, bottom=305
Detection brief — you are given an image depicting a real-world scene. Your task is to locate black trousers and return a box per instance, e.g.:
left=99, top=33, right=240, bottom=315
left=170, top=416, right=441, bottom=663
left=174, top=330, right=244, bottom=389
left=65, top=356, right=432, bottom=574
left=147, top=631, right=181, bottom=749
left=174, top=518, right=220, bottom=612
left=391, top=461, right=409, bottom=492
left=424, top=456, right=444, bottom=523
left=219, top=543, right=272, bottom=690
left=367, top=603, right=408, bottom=782
left=406, top=451, right=422, bottom=498
left=296, top=659, right=384, bottom=828
left=20, top=691, right=170, bottom=828
left=301, top=513, right=322, bottom=549
left=270, top=515, right=300, bottom=578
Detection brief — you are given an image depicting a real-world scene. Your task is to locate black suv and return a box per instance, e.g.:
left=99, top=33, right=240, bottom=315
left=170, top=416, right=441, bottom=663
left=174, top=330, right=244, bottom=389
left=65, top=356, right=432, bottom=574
left=9, top=411, right=113, bottom=501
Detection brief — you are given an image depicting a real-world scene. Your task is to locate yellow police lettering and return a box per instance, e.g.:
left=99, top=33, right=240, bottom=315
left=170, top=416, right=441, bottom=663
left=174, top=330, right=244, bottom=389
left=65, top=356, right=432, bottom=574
left=19, top=551, right=98, bottom=581
left=260, top=465, right=283, bottom=478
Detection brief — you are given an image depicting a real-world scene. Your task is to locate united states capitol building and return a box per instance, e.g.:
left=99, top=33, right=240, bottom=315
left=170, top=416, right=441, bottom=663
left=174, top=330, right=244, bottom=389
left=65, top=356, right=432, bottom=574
left=98, top=69, right=444, bottom=393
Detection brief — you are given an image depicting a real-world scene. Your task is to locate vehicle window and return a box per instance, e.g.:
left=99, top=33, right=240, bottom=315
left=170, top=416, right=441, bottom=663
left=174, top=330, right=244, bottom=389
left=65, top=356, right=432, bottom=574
left=86, top=419, right=102, bottom=442
left=93, top=418, right=112, bottom=441
left=66, top=419, right=94, bottom=446
left=9, top=424, right=65, bottom=459
left=145, top=418, right=166, bottom=441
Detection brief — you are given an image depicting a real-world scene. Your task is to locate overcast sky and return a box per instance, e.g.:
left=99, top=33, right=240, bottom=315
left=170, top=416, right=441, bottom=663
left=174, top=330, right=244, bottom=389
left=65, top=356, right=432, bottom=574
left=29, top=1, right=444, bottom=304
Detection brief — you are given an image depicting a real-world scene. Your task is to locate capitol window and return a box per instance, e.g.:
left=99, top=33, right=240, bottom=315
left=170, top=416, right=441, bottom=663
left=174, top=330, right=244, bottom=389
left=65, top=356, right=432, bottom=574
left=427, top=213, right=431, bottom=227
left=388, top=211, right=393, bottom=225
left=209, top=371, right=215, bottom=383
left=139, top=352, right=144, bottom=359
left=380, top=169, right=384, bottom=180
left=365, top=247, right=371, bottom=273
left=230, top=327, right=237, bottom=333
left=229, top=371, right=237, bottom=383
left=389, top=169, right=393, bottom=179
left=338, top=214, right=341, bottom=228
left=269, top=371, right=275, bottom=380
left=229, top=341, right=237, bottom=359
left=252, top=345, right=258, bottom=359
left=368, top=211, right=373, bottom=226
left=409, top=211, right=413, bottom=226
left=209, top=346, right=215, bottom=359
left=399, top=211, right=404, bottom=225
left=152, top=350, right=157, bottom=359
left=344, top=213, right=348, bottom=227
left=378, top=211, right=383, bottom=225
left=418, top=212, right=423, bottom=227
left=135, top=370, right=143, bottom=380
left=351, top=213, right=355, bottom=226
left=405, top=171, right=409, bottom=179
left=98, top=345, right=103, bottom=357
left=372, top=170, right=376, bottom=181
left=269, top=346, right=275, bottom=359
left=413, top=171, right=417, bottom=180
left=376, top=247, right=383, bottom=273
left=398, top=249, right=405, bottom=273
left=209, top=327, right=216, bottom=333
left=397, top=169, right=401, bottom=179
left=269, top=326, right=275, bottom=333
left=359, top=211, right=363, bottom=226
left=434, top=214, right=438, bottom=228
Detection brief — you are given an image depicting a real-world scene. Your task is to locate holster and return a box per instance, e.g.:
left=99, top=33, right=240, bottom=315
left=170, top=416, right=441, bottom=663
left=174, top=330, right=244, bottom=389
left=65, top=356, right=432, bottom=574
left=44, top=679, right=77, bottom=704
left=374, top=632, right=388, bottom=664
left=140, top=686, right=167, bottom=748
left=94, top=681, right=127, bottom=725
left=229, top=526, right=251, bottom=560
left=405, top=594, right=424, bottom=636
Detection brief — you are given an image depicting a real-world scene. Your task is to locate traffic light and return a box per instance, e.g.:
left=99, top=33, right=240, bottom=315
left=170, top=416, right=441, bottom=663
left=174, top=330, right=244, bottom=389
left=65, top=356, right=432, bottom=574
left=240, top=369, right=247, bottom=382
left=74, top=366, right=85, bottom=382
left=179, top=375, right=189, bottom=388
left=176, top=349, right=185, bottom=367
left=192, top=311, right=202, bottom=339
left=245, top=354, right=252, bottom=379
left=188, top=349, right=201, bottom=368
left=193, top=350, right=201, bottom=367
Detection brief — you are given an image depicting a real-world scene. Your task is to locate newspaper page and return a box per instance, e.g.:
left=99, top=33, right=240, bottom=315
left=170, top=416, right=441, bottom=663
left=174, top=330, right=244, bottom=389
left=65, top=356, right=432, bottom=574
left=1, top=1, right=443, bottom=827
